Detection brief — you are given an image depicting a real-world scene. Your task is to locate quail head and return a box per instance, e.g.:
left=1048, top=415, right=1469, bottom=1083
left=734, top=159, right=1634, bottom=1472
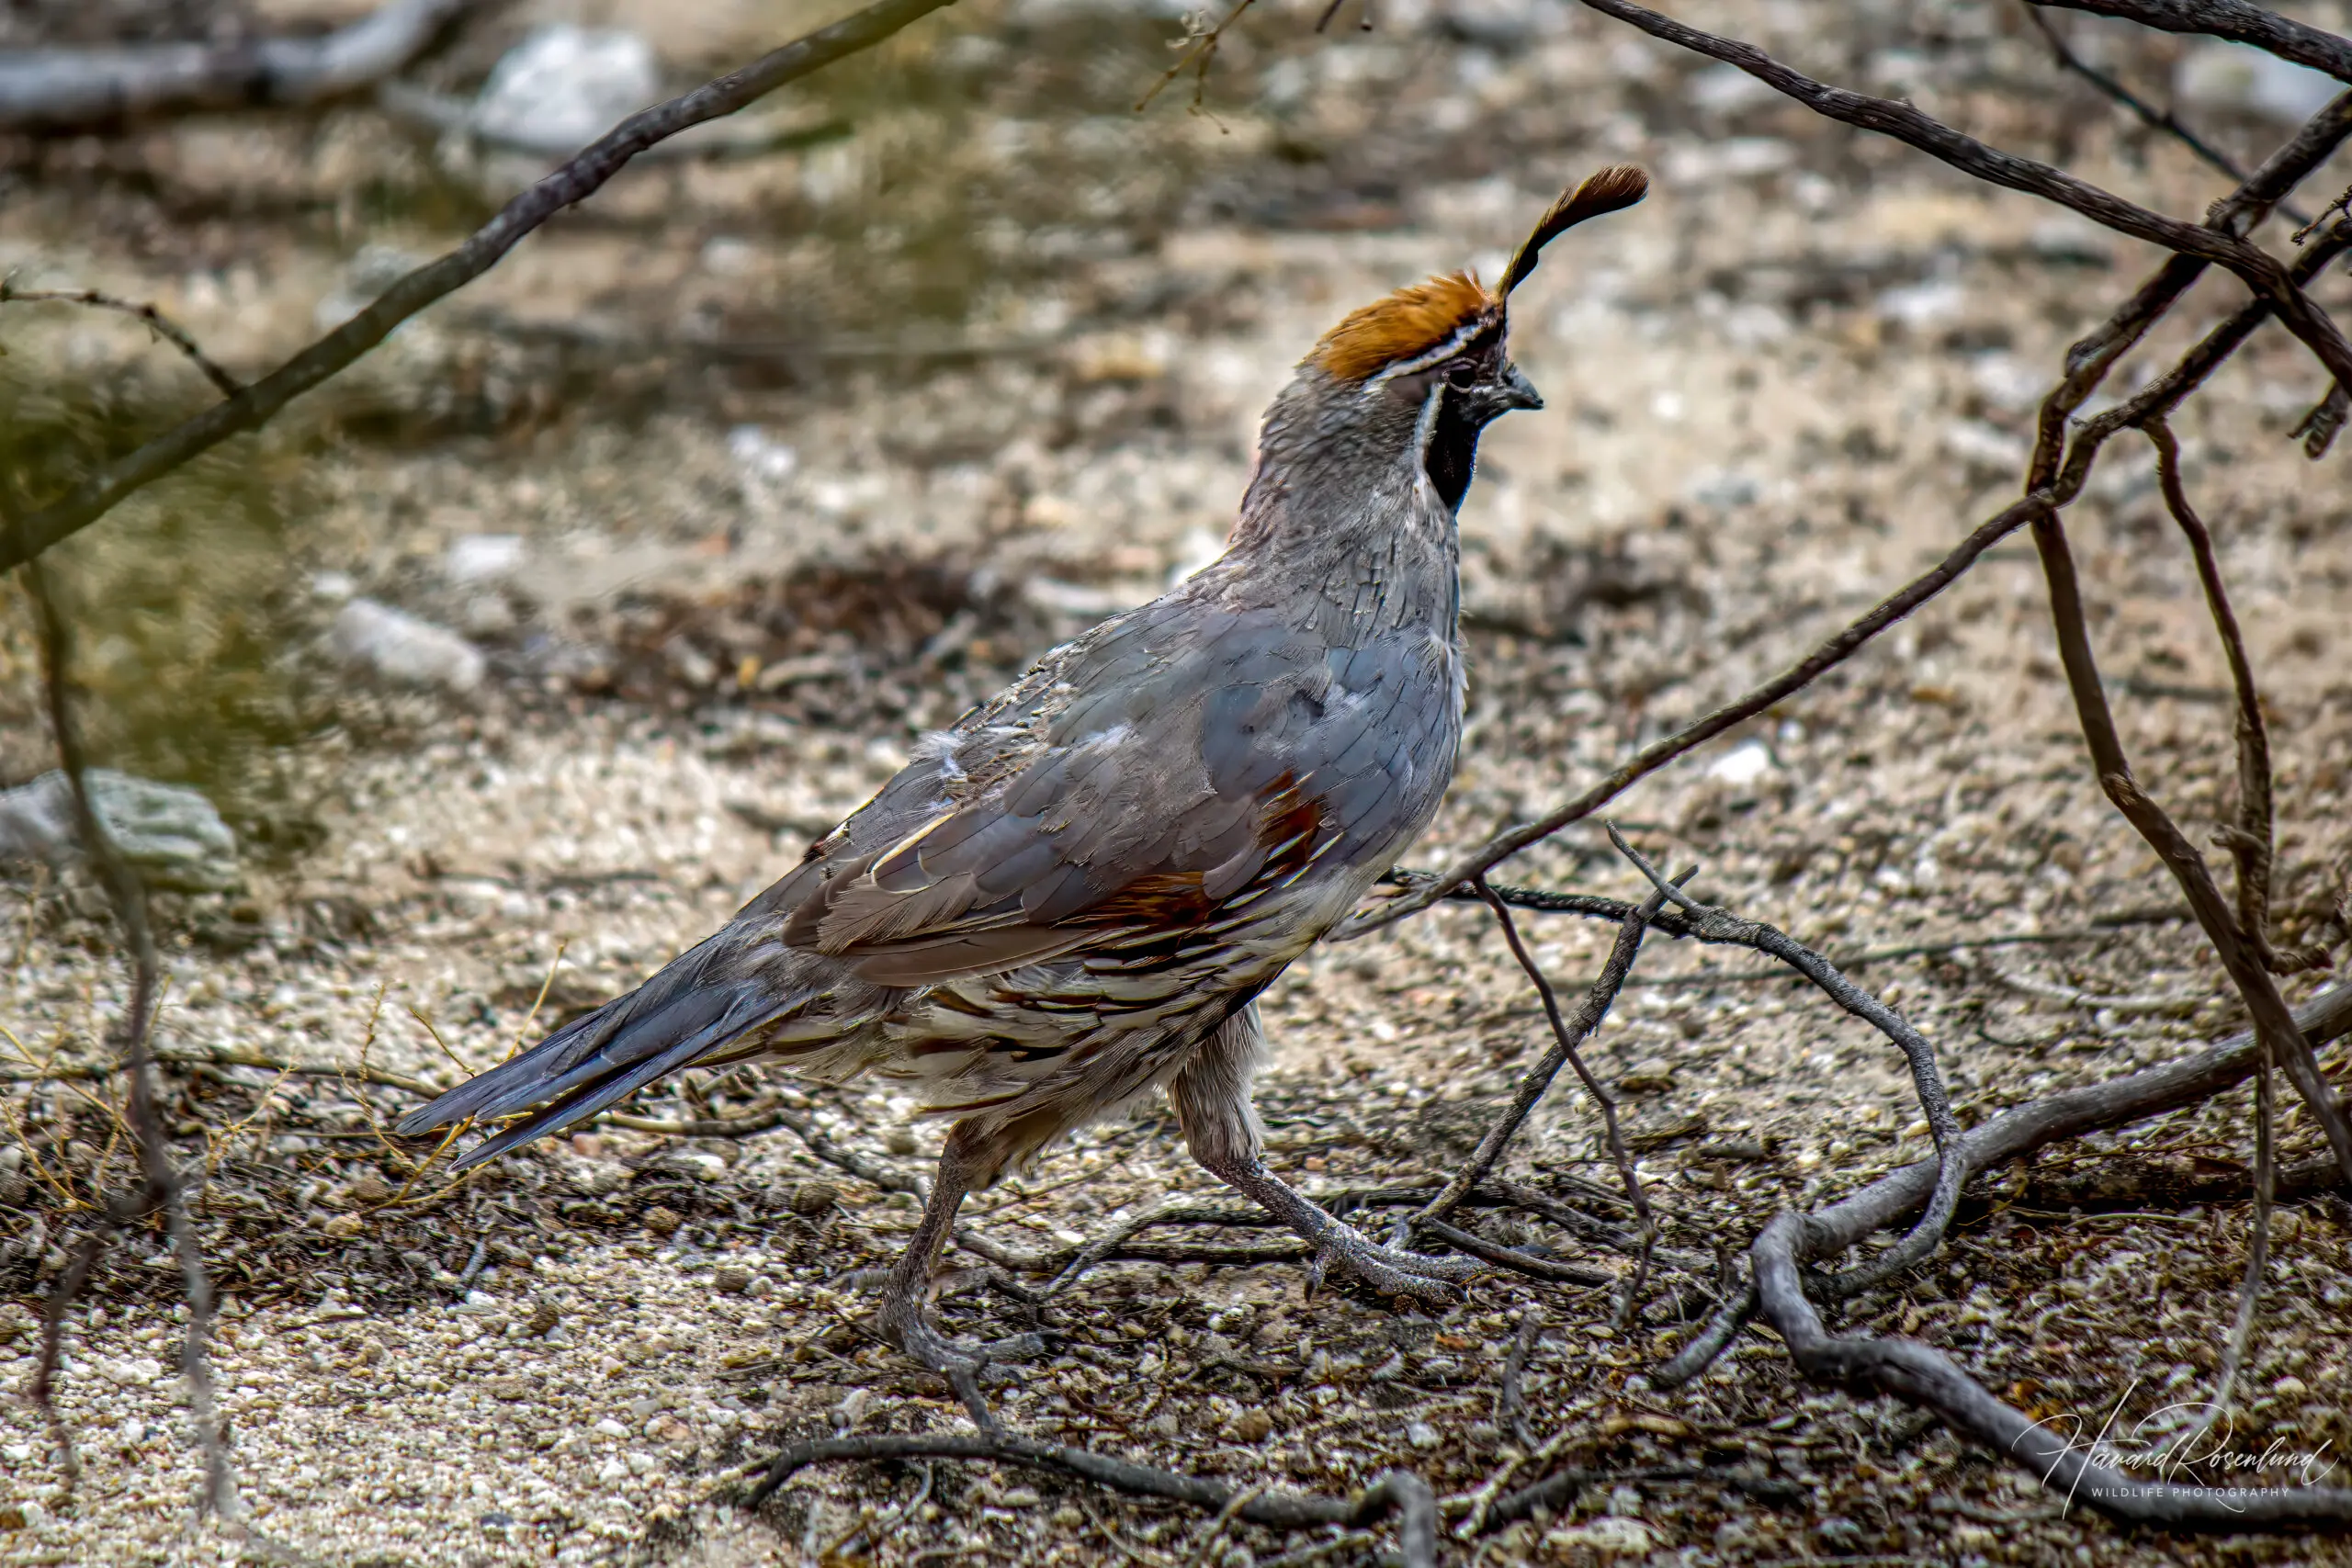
left=401, top=165, right=1649, bottom=1416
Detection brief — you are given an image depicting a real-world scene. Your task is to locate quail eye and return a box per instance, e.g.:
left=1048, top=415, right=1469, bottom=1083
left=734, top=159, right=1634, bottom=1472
left=1443, top=358, right=1480, bottom=389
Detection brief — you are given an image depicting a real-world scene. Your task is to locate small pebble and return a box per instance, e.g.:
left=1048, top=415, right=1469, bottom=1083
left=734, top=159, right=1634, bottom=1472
left=789, top=1181, right=839, bottom=1216
left=349, top=1174, right=391, bottom=1204
left=641, top=1206, right=683, bottom=1237
left=713, top=1266, right=752, bottom=1295
left=1230, top=1409, right=1273, bottom=1443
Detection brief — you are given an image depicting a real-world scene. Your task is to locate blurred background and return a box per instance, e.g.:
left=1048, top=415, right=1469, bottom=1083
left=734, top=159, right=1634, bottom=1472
left=5, top=2, right=2352, bottom=1559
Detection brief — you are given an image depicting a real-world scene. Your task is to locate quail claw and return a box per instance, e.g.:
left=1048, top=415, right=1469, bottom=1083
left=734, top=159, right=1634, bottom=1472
left=874, top=1295, right=1046, bottom=1429
left=1307, top=1221, right=1478, bottom=1305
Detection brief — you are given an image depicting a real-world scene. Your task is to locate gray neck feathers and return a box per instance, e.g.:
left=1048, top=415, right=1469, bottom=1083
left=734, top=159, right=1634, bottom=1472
left=1204, top=369, right=1461, bottom=643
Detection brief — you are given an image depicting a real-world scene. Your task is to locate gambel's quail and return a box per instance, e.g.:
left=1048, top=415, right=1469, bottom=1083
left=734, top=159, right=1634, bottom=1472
left=400, top=166, right=1648, bottom=1407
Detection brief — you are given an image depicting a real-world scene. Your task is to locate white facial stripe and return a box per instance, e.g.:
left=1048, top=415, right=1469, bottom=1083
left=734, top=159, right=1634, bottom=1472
left=1410, top=377, right=1448, bottom=478
left=1361, top=313, right=1504, bottom=389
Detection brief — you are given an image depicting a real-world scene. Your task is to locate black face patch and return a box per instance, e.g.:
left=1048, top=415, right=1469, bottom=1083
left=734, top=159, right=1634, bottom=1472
left=1424, top=386, right=1484, bottom=513
left=1414, top=340, right=1509, bottom=513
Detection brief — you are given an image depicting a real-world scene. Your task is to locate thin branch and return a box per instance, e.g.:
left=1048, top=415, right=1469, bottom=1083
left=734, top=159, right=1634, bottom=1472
left=0, top=0, right=962, bottom=575
left=1415, top=1217, right=1617, bottom=1288
left=603, top=1103, right=797, bottom=1139
left=0, top=283, right=241, bottom=397
left=1566, top=0, right=2352, bottom=391
left=1495, top=1309, right=1544, bottom=1450
left=2290, top=378, right=2352, bottom=457
left=2020, top=5, right=2285, bottom=211
left=1978, top=963, right=2206, bottom=1016
left=1378, top=867, right=1708, bottom=938
left=1136, top=0, right=1255, bottom=114
left=1747, top=1186, right=2349, bottom=1526
left=2167, top=1036, right=2274, bottom=1461
left=1694, top=982, right=2352, bottom=1505
left=1344, top=495, right=2050, bottom=935
left=0, top=1044, right=443, bottom=1100
left=2145, top=422, right=2330, bottom=974
left=17, top=556, right=236, bottom=1521
left=1479, top=1460, right=1804, bottom=1530
left=2032, top=0, right=2352, bottom=85
left=2028, top=511, right=2352, bottom=1183
left=1410, top=876, right=1675, bottom=1237
left=1606, top=829, right=1969, bottom=1299
left=746, top=1434, right=1437, bottom=1568
left=2118, top=214, right=2352, bottom=424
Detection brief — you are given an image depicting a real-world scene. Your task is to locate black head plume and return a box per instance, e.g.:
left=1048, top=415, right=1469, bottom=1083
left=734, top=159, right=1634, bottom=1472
left=1498, top=164, right=1649, bottom=300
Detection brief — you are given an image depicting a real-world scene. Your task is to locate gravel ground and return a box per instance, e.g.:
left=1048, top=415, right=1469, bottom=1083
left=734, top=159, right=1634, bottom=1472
left=4, top=1, right=2352, bottom=1564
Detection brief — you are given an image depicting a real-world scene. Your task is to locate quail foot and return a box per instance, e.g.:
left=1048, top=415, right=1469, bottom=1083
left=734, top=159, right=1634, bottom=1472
left=399, top=166, right=1650, bottom=1424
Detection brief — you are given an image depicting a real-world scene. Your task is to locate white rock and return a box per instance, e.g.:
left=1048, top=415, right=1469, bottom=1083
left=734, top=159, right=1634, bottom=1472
left=0, top=769, right=239, bottom=892
left=1689, top=62, right=1779, bottom=113
left=1970, top=353, right=2046, bottom=413
left=1940, top=419, right=2029, bottom=473
left=593, top=1417, right=629, bottom=1438
left=1663, top=136, right=1793, bottom=184
left=594, top=1456, right=629, bottom=1484
left=1544, top=1515, right=1657, bottom=1556
left=330, top=599, right=485, bottom=694
left=1707, top=739, right=1777, bottom=787
left=447, top=534, right=526, bottom=583
left=1164, top=526, right=1224, bottom=589
left=101, top=1356, right=165, bottom=1387
left=2177, top=41, right=2340, bottom=123
left=473, top=27, right=662, bottom=153
left=1683, top=468, right=1759, bottom=509
left=313, top=244, right=428, bottom=333
left=1876, top=277, right=1965, bottom=328
left=727, top=425, right=798, bottom=481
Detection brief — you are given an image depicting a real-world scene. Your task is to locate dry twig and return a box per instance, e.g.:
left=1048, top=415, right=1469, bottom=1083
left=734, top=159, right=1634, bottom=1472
left=1608, top=830, right=1967, bottom=1298
left=2032, top=0, right=2352, bottom=84
left=16, top=557, right=237, bottom=1523
left=0, top=283, right=241, bottom=397
left=748, top=1432, right=1438, bottom=1568
left=2021, top=4, right=2279, bottom=205
left=1727, top=984, right=2352, bottom=1525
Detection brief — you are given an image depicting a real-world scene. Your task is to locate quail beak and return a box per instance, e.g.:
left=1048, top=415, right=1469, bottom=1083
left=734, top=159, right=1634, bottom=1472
left=1496, top=361, right=1543, bottom=414
left=1476, top=362, right=1552, bottom=421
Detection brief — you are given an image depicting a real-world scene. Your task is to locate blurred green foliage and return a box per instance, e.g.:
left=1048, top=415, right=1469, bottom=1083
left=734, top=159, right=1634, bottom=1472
left=0, top=355, right=331, bottom=861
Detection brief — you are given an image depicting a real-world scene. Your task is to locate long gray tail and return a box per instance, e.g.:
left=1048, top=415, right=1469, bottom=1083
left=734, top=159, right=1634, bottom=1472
left=396, top=933, right=789, bottom=1173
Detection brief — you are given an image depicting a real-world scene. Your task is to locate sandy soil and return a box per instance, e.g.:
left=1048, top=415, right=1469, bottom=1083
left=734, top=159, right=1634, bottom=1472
left=3, top=1, right=2352, bottom=1564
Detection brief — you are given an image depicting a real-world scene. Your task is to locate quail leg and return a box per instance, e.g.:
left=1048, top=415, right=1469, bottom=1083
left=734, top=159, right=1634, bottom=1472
left=868, top=1122, right=1046, bottom=1428
left=1171, top=1006, right=1476, bottom=1304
